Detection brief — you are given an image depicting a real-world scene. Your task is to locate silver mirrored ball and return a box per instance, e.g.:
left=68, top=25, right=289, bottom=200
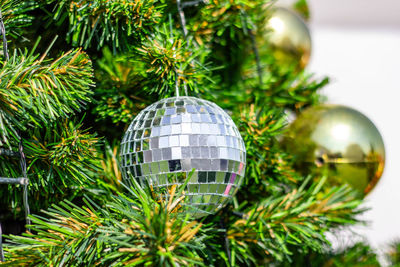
left=120, top=96, right=246, bottom=218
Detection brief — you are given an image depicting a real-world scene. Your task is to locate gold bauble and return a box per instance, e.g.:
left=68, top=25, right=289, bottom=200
left=263, top=6, right=312, bottom=70
left=282, top=105, right=385, bottom=197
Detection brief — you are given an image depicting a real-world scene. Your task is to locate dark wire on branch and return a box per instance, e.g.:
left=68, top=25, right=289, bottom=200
left=0, top=139, right=31, bottom=262
left=19, top=139, right=31, bottom=226
left=0, top=8, right=9, bottom=261
left=0, top=9, right=8, bottom=60
left=0, top=10, right=30, bottom=261
left=0, top=148, right=19, bottom=157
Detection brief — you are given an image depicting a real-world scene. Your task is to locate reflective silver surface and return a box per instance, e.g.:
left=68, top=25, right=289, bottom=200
left=120, top=97, right=246, bottom=217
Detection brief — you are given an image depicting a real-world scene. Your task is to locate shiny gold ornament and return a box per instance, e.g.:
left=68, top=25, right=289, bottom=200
left=282, top=105, right=385, bottom=197
left=263, top=6, right=312, bottom=70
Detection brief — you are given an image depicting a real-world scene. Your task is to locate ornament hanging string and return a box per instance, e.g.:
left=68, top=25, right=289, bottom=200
left=175, top=0, right=203, bottom=96
left=19, top=136, right=31, bottom=225
left=168, top=14, right=181, bottom=98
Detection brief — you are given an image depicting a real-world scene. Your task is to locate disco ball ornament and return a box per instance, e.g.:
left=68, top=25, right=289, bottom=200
left=263, top=6, right=312, bottom=70
left=120, top=97, right=246, bottom=218
left=281, top=105, right=385, bottom=197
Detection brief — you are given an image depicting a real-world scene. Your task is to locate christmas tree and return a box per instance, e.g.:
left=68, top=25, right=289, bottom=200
left=0, top=0, right=397, bottom=266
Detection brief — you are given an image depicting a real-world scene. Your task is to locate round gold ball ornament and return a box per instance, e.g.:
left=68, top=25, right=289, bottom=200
left=262, top=6, right=312, bottom=70
left=282, top=105, right=385, bottom=197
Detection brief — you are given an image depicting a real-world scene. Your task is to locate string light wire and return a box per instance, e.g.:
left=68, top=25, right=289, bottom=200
left=0, top=9, right=31, bottom=262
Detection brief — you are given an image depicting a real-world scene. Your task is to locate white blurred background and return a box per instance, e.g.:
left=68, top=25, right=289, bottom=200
left=306, top=0, right=400, bottom=262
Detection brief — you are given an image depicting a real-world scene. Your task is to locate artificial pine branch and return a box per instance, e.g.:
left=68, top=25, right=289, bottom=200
left=262, top=68, right=329, bottom=112
left=0, top=119, right=101, bottom=219
left=98, top=141, right=122, bottom=190
left=236, top=104, right=297, bottom=190
left=46, top=0, right=164, bottom=51
left=188, top=0, right=259, bottom=46
left=93, top=47, right=157, bottom=129
left=276, top=242, right=380, bottom=267
left=134, top=26, right=209, bottom=96
left=3, top=198, right=107, bottom=266
left=0, top=48, right=94, bottom=147
left=3, top=182, right=206, bottom=266
left=92, top=26, right=213, bottom=135
left=226, top=177, right=364, bottom=265
left=0, top=0, right=37, bottom=40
